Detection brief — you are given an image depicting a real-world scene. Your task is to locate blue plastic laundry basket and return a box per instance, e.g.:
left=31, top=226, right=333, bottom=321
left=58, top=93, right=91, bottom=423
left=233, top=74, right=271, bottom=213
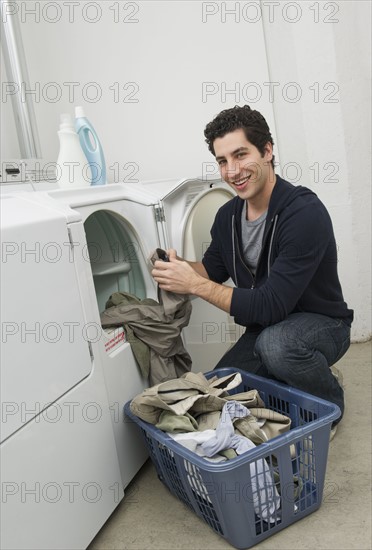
left=124, top=368, right=340, bottom=549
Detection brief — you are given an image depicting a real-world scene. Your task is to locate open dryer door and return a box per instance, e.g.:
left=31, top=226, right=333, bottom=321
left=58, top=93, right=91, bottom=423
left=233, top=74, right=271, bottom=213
left=182, top=186, right=233, bottom=261
left=139, top=177, right=239, bottom=373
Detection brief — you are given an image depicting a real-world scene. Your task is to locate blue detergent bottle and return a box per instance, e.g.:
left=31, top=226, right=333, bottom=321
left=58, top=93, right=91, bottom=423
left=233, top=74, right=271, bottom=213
left=75, top=106, right=107, bottom=186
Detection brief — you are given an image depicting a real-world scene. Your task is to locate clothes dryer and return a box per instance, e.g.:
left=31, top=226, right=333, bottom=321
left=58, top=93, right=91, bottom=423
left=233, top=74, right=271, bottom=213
left=38, top=176, right=239, bottom=376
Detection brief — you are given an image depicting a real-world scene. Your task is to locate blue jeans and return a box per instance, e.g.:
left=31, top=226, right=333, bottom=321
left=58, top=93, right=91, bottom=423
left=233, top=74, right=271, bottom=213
left=214, top=313, right=351, bottom=424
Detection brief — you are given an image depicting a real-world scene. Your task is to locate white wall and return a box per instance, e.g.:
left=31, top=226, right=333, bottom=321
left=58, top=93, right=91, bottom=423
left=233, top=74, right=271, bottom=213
left=0, top=48, right=21, bottom=159
left=1, top=0, right=370, bottom=341
left=1, top=0, right=277, bottom=179
left=262, top=0, right=371, bottom=341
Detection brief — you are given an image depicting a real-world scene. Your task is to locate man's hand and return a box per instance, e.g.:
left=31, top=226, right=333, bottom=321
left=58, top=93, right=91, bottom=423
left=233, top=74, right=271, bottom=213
left=152, top=249, right=202, bottom=294
left=152, top=249, right=233, bottom=313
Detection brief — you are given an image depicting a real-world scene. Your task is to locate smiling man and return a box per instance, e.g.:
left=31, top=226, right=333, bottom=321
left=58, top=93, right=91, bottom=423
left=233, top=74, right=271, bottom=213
left=152, top=105, right=353, bottom=433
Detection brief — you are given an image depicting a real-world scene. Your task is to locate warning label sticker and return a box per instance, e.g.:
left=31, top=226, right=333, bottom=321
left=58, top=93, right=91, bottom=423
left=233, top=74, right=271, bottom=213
left=104, top=327, right=126, bottom=354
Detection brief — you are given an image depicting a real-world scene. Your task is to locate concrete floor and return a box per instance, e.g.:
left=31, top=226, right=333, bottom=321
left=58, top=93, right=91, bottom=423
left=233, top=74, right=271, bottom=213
left=89, top=341, right=372, bottom=550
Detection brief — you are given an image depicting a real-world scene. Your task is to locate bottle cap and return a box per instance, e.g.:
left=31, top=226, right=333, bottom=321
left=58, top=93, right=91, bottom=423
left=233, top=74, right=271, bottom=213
left=75, top=106, right=86, bottom=119
left=59, top=113, right=74, bottom=131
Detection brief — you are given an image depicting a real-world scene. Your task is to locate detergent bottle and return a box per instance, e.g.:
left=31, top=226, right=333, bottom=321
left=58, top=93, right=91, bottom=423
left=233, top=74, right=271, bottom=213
left=56, top=113, right=91, bottom=188
left=75, top=106, right=107, bottom=186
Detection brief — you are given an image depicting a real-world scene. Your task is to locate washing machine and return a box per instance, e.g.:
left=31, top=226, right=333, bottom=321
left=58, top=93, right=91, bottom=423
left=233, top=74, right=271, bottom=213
left=1, top=167, right=237, bottom=549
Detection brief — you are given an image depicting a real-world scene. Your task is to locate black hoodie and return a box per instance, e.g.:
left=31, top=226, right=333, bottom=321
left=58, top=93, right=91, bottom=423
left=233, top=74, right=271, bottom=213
left=202, top=175, right=353, bottom=328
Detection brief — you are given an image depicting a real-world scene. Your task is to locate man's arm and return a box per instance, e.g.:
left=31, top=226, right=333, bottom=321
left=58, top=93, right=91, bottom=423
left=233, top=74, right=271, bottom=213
left=152, top=249, right=233, bottom=313
left=190, top=276, right=233, bottom=313
left=183, top=259, right=209, bottom=279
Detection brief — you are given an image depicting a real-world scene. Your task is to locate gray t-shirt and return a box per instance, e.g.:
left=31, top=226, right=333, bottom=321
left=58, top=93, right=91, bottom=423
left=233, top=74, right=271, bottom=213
left=241, top=207, right=267, bottom=275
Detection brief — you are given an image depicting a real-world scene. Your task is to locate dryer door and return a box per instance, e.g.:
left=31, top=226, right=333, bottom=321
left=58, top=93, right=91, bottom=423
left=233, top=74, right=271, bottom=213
left=0, top=196, right=94, bottom=442
left=142, top=177, right=234, bottom=257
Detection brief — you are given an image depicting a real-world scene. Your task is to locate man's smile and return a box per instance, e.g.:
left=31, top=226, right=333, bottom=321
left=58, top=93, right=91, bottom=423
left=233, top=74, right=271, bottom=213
left=231, top=174, right=252, bottom=188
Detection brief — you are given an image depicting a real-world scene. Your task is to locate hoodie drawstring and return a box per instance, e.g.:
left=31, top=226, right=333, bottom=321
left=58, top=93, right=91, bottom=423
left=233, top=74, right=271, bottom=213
left=267, top=214, right=278, bottom=277
left=232, top=214, right=238, bottom=286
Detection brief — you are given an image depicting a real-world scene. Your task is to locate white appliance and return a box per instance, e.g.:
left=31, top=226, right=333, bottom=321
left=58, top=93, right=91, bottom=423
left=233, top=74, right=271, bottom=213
left=0, top=191, right=124, bottom=550
left=0, top=168, right=236, bottom=549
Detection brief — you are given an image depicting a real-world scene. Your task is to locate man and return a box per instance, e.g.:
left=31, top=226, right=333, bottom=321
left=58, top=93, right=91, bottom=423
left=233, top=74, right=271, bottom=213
left=152, top=105, right=353, bottom=429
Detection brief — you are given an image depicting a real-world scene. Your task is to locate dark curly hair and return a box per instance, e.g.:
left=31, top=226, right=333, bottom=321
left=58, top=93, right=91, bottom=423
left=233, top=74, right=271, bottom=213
left=204, top=105, right=275, bottom=168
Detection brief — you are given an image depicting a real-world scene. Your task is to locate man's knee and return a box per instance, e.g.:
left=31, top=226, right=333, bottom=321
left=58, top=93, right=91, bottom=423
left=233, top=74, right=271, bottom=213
left=255, top=323, right=300, bottom=369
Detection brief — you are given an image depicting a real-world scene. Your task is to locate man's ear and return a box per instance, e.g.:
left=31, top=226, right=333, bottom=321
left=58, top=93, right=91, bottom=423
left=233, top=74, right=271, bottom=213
left=264, top=142, right=273, bottom=161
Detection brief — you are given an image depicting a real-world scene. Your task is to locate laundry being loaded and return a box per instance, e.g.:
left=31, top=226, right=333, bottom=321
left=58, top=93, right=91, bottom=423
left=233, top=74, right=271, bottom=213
left=100, top=248, right=193, bottom=385
left=100, top=288, right=192, bottom=385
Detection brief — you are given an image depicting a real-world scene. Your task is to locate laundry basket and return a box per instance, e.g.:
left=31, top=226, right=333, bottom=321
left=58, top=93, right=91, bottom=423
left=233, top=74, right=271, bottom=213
left=124, top=368, right=340, bottom=549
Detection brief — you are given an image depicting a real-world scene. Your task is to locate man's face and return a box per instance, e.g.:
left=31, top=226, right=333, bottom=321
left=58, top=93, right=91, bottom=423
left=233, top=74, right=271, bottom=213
left=213, top=129, right=274, bottom=202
